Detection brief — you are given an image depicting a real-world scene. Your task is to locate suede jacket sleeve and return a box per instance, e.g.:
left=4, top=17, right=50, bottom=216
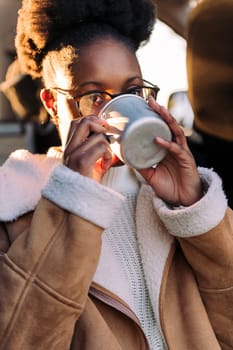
left=0, top=164, right=124, bottom=350
left=153, top=167, right=233, bottom=347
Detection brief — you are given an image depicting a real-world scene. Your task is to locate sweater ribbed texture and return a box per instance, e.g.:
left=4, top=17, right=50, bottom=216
left=100, top=166, right=165, bottom=349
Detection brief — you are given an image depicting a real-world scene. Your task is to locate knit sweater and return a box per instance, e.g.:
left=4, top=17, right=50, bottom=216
left=94, top=165, right=165, bottom=349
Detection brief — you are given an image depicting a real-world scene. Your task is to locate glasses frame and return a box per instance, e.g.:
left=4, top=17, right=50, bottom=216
left=50, top=79, right=160, bottom=115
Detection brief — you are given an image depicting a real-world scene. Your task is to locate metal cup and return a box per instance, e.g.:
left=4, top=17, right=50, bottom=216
left=98, top=94, right=172, bottom=169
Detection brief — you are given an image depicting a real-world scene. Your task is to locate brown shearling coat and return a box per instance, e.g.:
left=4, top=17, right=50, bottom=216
left=0, top=151, right=233, bottom=349
left=0, top=199, right=233, bottom=349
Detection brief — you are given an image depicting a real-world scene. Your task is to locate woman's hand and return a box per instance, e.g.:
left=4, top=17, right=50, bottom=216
left=139, top=97, right=202, bottom=206
left=63, top=116, right=113, bottom=182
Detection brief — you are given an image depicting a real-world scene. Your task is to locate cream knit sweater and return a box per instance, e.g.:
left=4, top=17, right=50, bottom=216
left=94, top=165, right=165, bottom=349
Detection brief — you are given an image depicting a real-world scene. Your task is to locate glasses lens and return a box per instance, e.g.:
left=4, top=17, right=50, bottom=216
left=126, top=86, right=144, bottom=97
left=125, top=86, right=157, bottom=100
left=142, top=87, right=159, bottom=101
left=79, top=92, right=111, bottom=115
left=76, top=83, right=159, bottom=115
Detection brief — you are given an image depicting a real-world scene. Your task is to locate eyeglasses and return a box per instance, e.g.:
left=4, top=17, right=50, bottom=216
left=50, top=79, right=160, bottom=116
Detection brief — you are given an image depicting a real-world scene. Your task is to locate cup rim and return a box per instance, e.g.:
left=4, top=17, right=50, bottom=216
left=98, top=94, right=145, bottom=117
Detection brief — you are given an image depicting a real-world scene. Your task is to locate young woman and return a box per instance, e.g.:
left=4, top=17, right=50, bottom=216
left=0, top=0, right=232, bottom=349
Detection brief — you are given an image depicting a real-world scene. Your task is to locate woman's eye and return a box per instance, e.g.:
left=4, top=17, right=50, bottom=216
left=126, top=87, right=143, bottom=96
left=91, top=93, right=105, bottom=106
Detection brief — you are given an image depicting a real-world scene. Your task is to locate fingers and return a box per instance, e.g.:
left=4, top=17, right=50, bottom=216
left=64, top=116, right=108, bottom=154
left=63, top=116, right=111, bottom=175
left=68, top=141, right=111, bottom=172
left=148, top=97, right=188, bottom=148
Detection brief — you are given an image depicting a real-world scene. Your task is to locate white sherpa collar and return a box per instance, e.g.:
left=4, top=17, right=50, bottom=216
left=0, top=149, right=61, bottom=221
left=0, top=147, right=227, bottom=235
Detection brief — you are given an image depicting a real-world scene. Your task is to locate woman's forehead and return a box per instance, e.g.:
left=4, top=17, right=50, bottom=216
left=51, top=39, right=141, bottom=89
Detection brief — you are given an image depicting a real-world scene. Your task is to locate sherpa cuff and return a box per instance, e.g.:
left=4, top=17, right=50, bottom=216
left=153, top=167, right=228, bottom=238
left=42, top=164, right=125, bottom=229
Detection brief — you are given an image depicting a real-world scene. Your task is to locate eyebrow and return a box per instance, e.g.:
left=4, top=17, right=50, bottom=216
left=77, top=76, right=144, bottom=89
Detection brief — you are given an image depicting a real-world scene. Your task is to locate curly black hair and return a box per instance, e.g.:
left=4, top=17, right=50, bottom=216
left=15, top=0, right=156, bottom=78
